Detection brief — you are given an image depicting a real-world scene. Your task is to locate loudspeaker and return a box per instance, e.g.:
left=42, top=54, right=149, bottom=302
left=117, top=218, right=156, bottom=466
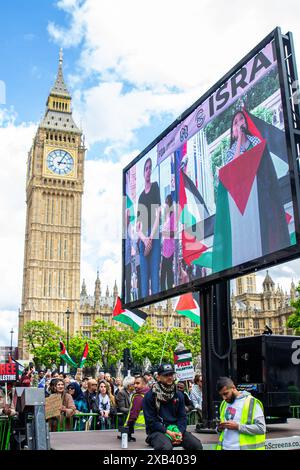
left=20, top=388, right=45, bottom=412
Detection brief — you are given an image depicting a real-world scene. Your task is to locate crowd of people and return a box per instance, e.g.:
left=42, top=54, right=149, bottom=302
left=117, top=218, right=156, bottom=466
left=1, top=364, right=267, bottom=451
left=1, top=364, right=203, bottom=447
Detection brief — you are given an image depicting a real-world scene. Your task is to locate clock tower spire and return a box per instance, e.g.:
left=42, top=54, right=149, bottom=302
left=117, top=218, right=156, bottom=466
left=18, top=50, right=85, bottom=358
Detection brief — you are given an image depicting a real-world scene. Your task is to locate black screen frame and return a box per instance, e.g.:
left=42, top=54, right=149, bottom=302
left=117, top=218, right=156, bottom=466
left=122, top=27, right=300, bottom=309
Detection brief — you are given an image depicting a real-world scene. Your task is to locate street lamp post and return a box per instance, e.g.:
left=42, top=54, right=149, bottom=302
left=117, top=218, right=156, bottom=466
left=65, top=307, right=71, bottom=353
left=10, top=328, right=14, bottom=358
left=64, top=308, right=71, bottom=373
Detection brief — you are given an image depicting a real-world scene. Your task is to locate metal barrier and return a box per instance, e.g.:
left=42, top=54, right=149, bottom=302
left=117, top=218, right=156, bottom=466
left=49, top=410, right=201, bottom=432
left=290, top=406, right=300, bottom=419
left=0, top=416, right=11, bottom=450
left=48, top=412, right=125, bottom=432
left=187, top=409, right=199, bottom=425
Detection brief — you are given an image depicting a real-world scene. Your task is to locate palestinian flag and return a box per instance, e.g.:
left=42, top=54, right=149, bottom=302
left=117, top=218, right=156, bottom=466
left=285, top=205, right=296, bottom=245
left=181, top=230, right=211, bottom=267
left=126, top=195, right=135, bottom=223
left=174, top=349, right=193, bottom=364
left=59, top=340, right=78, bottom=368
left=113, top=297, right=148, bottom=332
left=179, top=170, right=209, bottom=228
left=179, top=169, right=211, bottom=266
left=212, top=111, right=291, bottom=273
left=11, top=358, right=25, bottom=377
left=78, top=342, right=89, bottom=368
left=175, top=293, right=200, bottom=325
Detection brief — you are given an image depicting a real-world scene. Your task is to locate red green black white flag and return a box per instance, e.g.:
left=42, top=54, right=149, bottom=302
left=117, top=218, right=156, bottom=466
left=59, top=340, right=78, bottom=368
left=113, top=297, right=148, bottom=332
left=78, top=342, right=89, bottom=368
left=175, top=293, right=200, bottom=325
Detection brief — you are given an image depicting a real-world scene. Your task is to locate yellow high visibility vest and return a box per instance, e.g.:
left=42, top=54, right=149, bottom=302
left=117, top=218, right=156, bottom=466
left=125, top=392, right=146, bottom=430
left=216, top=395, right=265, bottom=450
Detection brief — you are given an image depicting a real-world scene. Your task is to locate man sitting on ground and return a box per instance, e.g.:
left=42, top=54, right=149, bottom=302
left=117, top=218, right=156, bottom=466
left=142, top=363, right=203, bottom=451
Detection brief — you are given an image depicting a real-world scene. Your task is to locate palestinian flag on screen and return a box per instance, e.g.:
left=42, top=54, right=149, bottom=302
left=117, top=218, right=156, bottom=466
left=78, top=342, right=89, bottom=368
left=113, top=297, right=148, bottom=332
left=175, top=293, right=200, bottom=325
left=59, top=340, right=78, bottom=368
left=126, top=195, right=135, bottom=223
left=179, top=168, right=211, bottom=267
left=212, top=111, right=291, bottom=273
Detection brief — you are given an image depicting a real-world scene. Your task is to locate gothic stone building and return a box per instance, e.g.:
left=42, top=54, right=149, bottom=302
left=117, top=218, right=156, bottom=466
left=78, top=271, right=295, bottom=339
left=79, top=273, right=196, bottom=337
left=232, top=272, right=295, bottom=338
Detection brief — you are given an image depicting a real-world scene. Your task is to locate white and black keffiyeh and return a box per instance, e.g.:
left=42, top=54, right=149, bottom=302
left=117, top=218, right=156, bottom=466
left=152, top=381, right=176, bottom=411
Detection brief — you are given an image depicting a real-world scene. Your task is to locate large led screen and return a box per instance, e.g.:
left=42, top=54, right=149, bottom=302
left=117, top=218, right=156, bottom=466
left=123, top=29, right=299, bottom=306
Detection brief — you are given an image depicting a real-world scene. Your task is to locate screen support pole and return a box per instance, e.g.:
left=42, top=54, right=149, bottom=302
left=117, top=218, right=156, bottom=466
left=199, top=280, right=233, bottom=429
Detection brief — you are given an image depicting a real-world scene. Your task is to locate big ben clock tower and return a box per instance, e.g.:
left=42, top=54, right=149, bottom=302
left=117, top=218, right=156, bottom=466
left=18, top=50, right=85, bottom=358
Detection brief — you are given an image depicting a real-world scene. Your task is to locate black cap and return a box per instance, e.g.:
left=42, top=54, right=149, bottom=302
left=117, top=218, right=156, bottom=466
left=157, top=363, right=175, bottom=376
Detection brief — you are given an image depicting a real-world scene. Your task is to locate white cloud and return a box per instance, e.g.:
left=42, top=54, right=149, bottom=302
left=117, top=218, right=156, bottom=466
left=0, top=120, right=37, bottom=345
left=73, top=81, right=199, bottom=146
left=81, top=152, right=134, bottom=293
left=49, top=0, right=300, bottom=151
left=50, top=0, right=300, bottom=91
left=0, top=310, right=18, bottom=347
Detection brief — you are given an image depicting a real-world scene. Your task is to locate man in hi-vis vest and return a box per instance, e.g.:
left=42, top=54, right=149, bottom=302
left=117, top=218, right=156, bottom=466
left=125, top=375, right=149, bottom=441
left=216, top=377, right=266, bottom=450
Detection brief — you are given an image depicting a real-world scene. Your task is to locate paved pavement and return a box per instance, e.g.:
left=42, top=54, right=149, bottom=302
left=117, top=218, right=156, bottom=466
left=50, top=419, right=300, bottom=450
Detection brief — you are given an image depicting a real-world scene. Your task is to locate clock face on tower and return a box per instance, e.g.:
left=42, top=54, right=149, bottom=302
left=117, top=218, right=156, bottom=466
left=47, top=149, right=74, bottom=176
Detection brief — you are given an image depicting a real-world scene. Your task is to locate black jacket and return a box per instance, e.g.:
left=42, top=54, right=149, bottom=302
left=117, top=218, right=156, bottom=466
left=142, top=389, right=187, bottom=435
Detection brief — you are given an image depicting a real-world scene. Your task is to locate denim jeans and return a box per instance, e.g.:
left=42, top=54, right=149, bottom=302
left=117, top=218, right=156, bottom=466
left=139, top=237, right=161, bottom=298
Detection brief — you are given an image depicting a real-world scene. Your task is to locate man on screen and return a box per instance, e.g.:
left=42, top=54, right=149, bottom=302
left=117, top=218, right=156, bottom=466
left=136, top=157, right=161, bottom=298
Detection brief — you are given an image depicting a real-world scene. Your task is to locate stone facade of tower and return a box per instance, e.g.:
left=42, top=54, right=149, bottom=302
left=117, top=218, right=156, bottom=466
left=18, top=51, right=85, bottom=358
left=232, top=271, right=295, bottom=338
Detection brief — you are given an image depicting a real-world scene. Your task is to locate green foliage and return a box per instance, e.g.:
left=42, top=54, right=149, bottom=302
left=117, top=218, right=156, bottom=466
left=68, top=336, right=101, bottom=368
left=23, top=321, right=64, bottom=368
left=130, top=322, right=201, bottom=366
left=22, top=318, right=201, bottom=370
left=251, top=106, right=273, bottom=124
left=91, top=319, right=134, bottom=368
left=287, top=285, right=300, bottom=334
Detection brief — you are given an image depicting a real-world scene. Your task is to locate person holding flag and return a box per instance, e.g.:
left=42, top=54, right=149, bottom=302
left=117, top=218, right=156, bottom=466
left=225, top=109, right=261, bottom=163
left=212, top=107, right=290, bottom=273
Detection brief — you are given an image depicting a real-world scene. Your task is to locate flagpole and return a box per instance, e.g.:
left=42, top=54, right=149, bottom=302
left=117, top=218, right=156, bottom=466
left=159, top=307, right=175, bottom=365
left=4, top=382, right=8, bottom=405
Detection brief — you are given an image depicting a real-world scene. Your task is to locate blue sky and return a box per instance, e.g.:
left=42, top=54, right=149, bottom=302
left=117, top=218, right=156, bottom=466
left=1, top=1, right=70, bottom=122
left=1, top=0, right=300, bottom=347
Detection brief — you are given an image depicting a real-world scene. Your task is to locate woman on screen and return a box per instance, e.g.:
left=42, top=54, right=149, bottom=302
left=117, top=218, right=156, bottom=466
left=212, top=107, right=290, bottom=273
left=225, top=109, right=261, bottom=163
left=136, top=157, right=161, bottom=298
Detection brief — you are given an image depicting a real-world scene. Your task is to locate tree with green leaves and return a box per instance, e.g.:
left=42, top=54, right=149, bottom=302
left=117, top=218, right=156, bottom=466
left=68, top=336, right=101, bottom=368
left=23, top=318, right=202, bottom=371
left=91, top=318, right=134, bottom=368
left=23, top=321, right=65, bottom=368
left=287, top=285, right=300, bottom=334
left=129, top=322, right=201, bottom=366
